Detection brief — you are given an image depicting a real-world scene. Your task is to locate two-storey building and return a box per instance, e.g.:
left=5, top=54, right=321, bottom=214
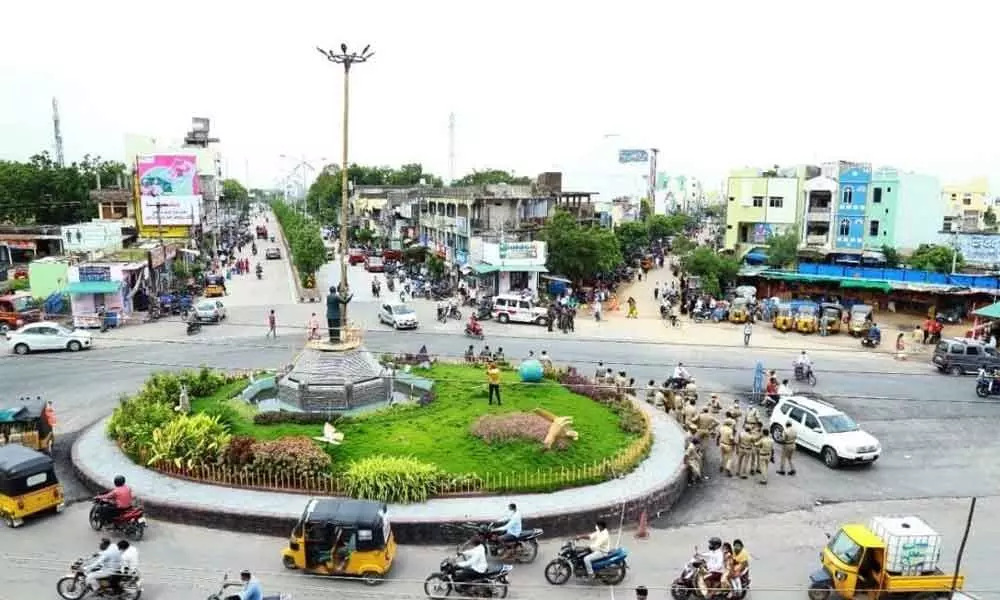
left=867, top=168, right=942, bottom=253
left=942, top=178, right=991, bottom=232
left=724, top=167, right=810, bottom=253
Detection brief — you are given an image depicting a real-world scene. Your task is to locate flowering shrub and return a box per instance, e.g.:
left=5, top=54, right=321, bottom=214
left=250, top=436, right=332, bottom=478
left=470, top=412, right=561, bottom=447
left=558, top=372, right=617, bottom=402
left=222, top=435, right=257, bottom=467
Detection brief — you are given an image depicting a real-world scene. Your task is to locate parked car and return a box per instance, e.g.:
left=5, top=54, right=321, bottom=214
left=378, top=303, right=418, bottom=329
left=265, top=247, right=281, bottom=260
left=348, top=249, right=367, bottom=265
left=768, top=396, right=881, bottom=469
left=931, top=337, right=1000, bottom=375
left=365, top=256, right=385, bottom=272
left=491, top=294, right=549, bottom=326
left=193, top=300, right=227, bottom=323
left=8, top=321, right=93, bottom=355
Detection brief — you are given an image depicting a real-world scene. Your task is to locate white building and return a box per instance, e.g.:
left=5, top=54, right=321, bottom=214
left=467, top=240, right=548, bottom=296
left=61, top=221, right=126, bottom=255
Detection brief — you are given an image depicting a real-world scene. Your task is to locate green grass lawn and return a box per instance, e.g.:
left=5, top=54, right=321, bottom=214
left=195, top=364, right=636, bottom=475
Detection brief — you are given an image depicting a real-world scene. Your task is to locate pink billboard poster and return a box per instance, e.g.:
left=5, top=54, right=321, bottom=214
left=137, top=155, right=201, bottom=196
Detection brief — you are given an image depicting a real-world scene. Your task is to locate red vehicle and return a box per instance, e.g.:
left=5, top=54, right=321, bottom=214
left=90, top=498, right=147, bottom=540
left=0, top=292, right=42, bottom=335
left=348, top=248, right=367, bottom=265
left=365, top=256, right=385, bottom=272
left=255, top=225, right=268, bottom=240
left=382, top=248, right=403, bottom=262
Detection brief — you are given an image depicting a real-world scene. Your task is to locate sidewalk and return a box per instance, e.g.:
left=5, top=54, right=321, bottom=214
left=71, top=401, right=686, bottom=541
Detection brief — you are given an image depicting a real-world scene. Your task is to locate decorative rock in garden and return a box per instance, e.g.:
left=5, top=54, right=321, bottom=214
left=518, top=359, right=544, bottom=383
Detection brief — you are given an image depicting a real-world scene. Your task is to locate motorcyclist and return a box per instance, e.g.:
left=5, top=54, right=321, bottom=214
left=670, top=363, right=691, bottom=388
left=492, top=502, right=522, bottom=559
left=867, top=323, right=882, bottom=344
left=575, top=520, right=611, bottom=578
left=255, top=263, right=263, bottom=278
left=453, top=535, right=489, bottom=584
left=224, top=569, right=263, bottom=600
left=111, top=539, right=139, bottom=593
left=695, top=536, right=726, bottom=595
left=84, top=537, right=121, bottom=592
left=467, top=314, right=482, bottom=336
left=438, top=299, right=449, bottom=322
left=794, top=351, right=812, bottom=374
left=96, top=475, right=133, bottom=525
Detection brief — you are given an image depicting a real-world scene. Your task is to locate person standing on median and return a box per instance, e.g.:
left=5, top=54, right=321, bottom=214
left=266, top=309, right=277, bottom=338
left=486, top=361, right=502, bottom=405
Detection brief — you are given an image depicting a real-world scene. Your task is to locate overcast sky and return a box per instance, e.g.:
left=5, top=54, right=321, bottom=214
left=2, top=0, right=997, bottom=198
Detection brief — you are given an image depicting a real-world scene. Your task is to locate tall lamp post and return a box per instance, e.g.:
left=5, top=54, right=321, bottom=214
left=317, top=43, right=374, bottom=333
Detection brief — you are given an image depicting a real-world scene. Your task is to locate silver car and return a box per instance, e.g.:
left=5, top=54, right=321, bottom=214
left=378, top=303, right=418, bottom=329
left=193, top=300, right=227, bottom=323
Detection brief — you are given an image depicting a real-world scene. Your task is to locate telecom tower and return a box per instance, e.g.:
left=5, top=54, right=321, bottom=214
left=51, top=97, right=65, bottom=167
left=448, top=112, right=455, bottom=184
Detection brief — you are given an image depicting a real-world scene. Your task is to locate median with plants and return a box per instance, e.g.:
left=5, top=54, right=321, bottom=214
left=269, top=202, right=326, bottom=289
left=106, top=363, right=653, bottom=504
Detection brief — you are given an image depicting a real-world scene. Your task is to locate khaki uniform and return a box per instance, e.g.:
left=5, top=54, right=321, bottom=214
left=614, top=375, right=628, bottom=398
left=725, top=403, right=743, bottom=426
left=745, top=429, right=762, bottom=475
left=736, top=429, right=754, bottom=478
left=670, top=391, right=684, bottom=416
left=778, top=426, right=798, bottom=474
left=684, top=382, right=699, bottom=403
left=653, top=390, right=666, bottom=409
left=755, top=435, right=774, bottom=484
left=707, top=396, right=723, bottom=414
left=718, top=422, right=735, bottom=475
left=745, top=407, right=762, bottom=432
left=645, top=388, right=657, bottom=404
left=684, top=441, right=703, bottom=482
left=696, top=411, right=718, bottom=444
left=682, top=403, right=699, bottom=430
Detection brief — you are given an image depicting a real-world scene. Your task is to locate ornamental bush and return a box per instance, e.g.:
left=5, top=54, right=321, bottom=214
left=252, top=411, right=345, bottom=426
left=341, top=455, right=442, bottom=503
left=249, top=437, right=332, bottom=478
left=107, top=395, right=177, bottom=458
left=470, top=412, right=555, bottom=446
left=146, top=413, right=231, bottom=469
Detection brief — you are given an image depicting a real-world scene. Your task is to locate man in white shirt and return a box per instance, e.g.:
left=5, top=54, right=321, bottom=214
left=696, top=537, right=726, bottom=596
left=795, top=351, right=812, bottom=368
left=672, top=363, right=691, bottom=386
left=454, top=536, right=489, bottom=583
left=778, top=379, right=793, bottom=397
left=576, top=520, right=611, bottom=577
left=118, top=540, right=139, bottom=574
left=85, top=538, right=121, bottom=591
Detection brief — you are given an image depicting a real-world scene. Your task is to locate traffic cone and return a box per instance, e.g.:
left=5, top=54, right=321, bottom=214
left=634, top=509, right=649, bottom=539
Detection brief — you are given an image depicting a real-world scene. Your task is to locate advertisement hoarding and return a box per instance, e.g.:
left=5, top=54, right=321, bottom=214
left=618, top=149, right=649, bottom=164
left=137, top=155, right=202, bottom=226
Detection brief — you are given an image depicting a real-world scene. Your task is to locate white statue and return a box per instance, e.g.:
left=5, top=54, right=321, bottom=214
left=176, top=385, right=191, bottom=414
left=313, top=422, right=344, bottom=446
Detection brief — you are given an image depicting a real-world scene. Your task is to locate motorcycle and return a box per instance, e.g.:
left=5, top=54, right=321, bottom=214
left=56, top=558, right=142, bottom=600
left=543, top=540, right=628, bottom=586
left=89, top=499, right=146, bottom=540
left=424, top=557, right=512, bottom=599
left=861, top=334, right=881, bottom=348
left=465, top=324, right=485, bottom=340
left=793, top=364, right=817, bottom=386
left=690, top=308, right=710, bottom=323
left=670, top=554, right=750, bottom=600
left=206, top=572, right=291, bottom=600
left=975, top=375, right=1000, bottom=398
left=256, top=269, right=262, bottom=280
left=449, top=305, right=463, bottom=320
left=456, top=522, right=544, bottom=563
left=187, top=320, right=202, bottom=336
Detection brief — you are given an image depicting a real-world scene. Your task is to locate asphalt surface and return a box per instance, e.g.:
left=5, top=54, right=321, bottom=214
left=2, top=211, right=997, bottom=531
left=0, top=497, right=995, bottom=599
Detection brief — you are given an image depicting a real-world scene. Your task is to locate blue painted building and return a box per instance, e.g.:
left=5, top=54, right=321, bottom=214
left=832, top=161, right=872, bottom=250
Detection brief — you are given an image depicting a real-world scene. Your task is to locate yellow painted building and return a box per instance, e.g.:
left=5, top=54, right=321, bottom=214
left=723, top=168, right=803, bottom=252
left=943, top=177, right=991, bottom=231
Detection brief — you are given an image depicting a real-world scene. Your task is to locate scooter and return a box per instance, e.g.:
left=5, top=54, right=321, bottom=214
left=465, top=324, right=484, bottom=340
left=975, top=374, right=1000, bottom=398
left=669, top=553, right=750, bottom=599
left=186, top=320, right=202, bottom=335
left=861, top=333, right=881, bottom=348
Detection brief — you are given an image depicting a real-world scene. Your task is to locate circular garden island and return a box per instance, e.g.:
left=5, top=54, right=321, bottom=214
left=107, top=363, right=652, bottom=504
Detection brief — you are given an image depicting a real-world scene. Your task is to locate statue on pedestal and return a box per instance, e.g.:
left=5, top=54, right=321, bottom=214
left=326, top=285, right=354, bottom=343
left=176, top=384, right=191, bottom=414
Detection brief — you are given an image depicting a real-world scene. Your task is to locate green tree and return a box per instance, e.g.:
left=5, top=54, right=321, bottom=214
left=680, top=247, right=740, bottom=296
left=0, top=152, right=94, bottom=225
left=221, top=178, right=249, bottom=203
left=270, top=200, right=326, bottom=284
left=985, top=208, right=997, bottom=228
left=426, top=255, right=445, bottom=278
left=615, top=221, right=649, bottom=257
left=908, top=243, right=963, bottom=273
left=306, top=163, right=445, bottom=225
left=880, top=245, right=902, bottom=268
left=451, top=169, right=532, bottom=187
left=647, top=214, right=691, bottom=240
left=639, top=198, right=652, bottom=221
left=766, top=231, right=800, bottom=269
left=539, top=210, right=622, bottom=282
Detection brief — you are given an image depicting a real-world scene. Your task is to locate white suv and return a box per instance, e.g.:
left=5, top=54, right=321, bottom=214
left=768, top=396, right=881, bottom=469
left=491, top=295, right=549, bottom=326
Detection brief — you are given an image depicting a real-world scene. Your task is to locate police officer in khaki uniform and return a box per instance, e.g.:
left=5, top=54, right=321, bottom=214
left=684, top=378, right=699, bottom=403
left=745, top=406, right=762, bottom=433
left=736, top=426, right=754, bottom=478
left=684, top=437, right=703, bottom=485
left=755, top=433, right=774, bottom=484
left=717, top=417, right=736, bottom=476
left=652, top=387, right=666, bottom=410
left=707, top=394, right=722, bottom=414
left=745, top=426, right=762, bottom=475
left=725, top=400, right=743, bottom=427
left=777, top=420, right=798, bottom=476
left=682, top=398, right=699, bottom=430
left=670, top=388, right=685, bottom=416
left=645, top=379, right=658, bottom=404
left=696, top=407, right=718, bottom=445
left=614, top=371, right=628, bottom=399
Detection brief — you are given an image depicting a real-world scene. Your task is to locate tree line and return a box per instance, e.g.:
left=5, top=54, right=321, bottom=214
left=0, top=152, right=128, bottom=225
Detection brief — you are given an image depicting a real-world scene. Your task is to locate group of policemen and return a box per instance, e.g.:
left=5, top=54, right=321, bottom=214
left=632, top=376, right=799, bottom=485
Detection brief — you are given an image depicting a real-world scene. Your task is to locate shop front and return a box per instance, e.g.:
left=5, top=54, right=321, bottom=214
left=66, top=263, right=145, bottom=328
left=146, top=244, right=178, bottom=292
left=471, top=241, right=548, bottom=296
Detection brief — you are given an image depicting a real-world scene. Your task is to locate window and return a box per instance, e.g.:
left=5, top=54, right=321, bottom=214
left=963, top=196, right=972, bottom=206
left=803, top=413, right=820, bottom=431
left=494, top=299, right=508, bottom=308
left=768, top=196, right=783, bottom=208
left=518, top=300, right=530, bottom=310
left=842, top=187, right=853, bottom=205
left=949, top=344, right=964, bottom=355
left=787, top=407, right=805, bottom=423
left=887, top=187, right=892, bottom=193
left=819, top=414, right=859, bottom=434
left=752, top=196, right=764, bottom=208
left=872, top=188, right=882, bottom=203
left=869, top=220, right=880, bottom=236
left=838, top=219, right=850, bottom=236
left=965, top=346, right=981, bottom=356
left=778, top=403, right=792, bottom=416
left=827, top=531, right=863, bottom=566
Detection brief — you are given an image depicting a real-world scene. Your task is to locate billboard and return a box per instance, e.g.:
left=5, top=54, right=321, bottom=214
left=137, top=154, right=202, bottom=226
left=618, top=149, right=649, bottom=163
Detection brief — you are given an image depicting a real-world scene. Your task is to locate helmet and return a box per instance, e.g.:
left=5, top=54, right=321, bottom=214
left=113, top=475, right=126, bottom=487
left=708, top=537, right=723, bottom=551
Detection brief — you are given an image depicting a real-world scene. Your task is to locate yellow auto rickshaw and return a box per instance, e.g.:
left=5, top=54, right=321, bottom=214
left=282, top=498, right=396, bottom=584
left=848, top=304, right=874, bottom=337
left=0, top=403, right=54, bottom=454
left=0, top=444, right=65, bottom=527
left=795, top=302, right=819, bottom=334
left=773, top=303, right=794, bottom=332
left=728, top=298, right=749, bottom=323
left=204, top=275, right=226, bottom=298
left=820, top=303, right=844, bottom=334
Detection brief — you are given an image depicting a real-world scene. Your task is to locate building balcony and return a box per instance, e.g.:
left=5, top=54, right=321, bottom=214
left=806, top=208, right=831, bottom=220
left=805, top=234, right=829, bottom=246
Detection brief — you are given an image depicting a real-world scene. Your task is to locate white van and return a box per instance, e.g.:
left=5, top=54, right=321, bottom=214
left=492, top=295, right=549, bottom=325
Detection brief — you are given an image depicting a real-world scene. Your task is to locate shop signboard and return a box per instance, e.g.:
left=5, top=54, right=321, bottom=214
left=78, top=266, right=111, bottom=282
left=455, top=250, right=468, bottom=266
left=484, top=241, right=547, bottom=266
left=499, top=241, right=538, bottom=260
left=137, top=154, right=203, bottom=226
left=148, top=245, right=178, bottom=269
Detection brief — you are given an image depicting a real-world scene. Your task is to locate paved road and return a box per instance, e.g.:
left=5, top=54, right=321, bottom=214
left=4, top=215, right=997, bottom=525
left=0, top=497, right=994, bottom=599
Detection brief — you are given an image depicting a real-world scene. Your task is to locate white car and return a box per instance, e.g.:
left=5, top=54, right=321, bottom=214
left=768, top=395, right=881, bottom=469
left=193, top=300, right=227, bottom=322
left=8, top=321, right=93, bottom=355
left=491, top=294, right=549, bottom=325
left=378, top=303, right=418, bottom=329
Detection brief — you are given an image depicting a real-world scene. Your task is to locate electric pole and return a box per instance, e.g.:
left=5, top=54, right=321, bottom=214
left=648, top=148, right=659, bottom=219
left=317, top=43, right=374, bottom=336
left=154, top=199, right=166, bottom=293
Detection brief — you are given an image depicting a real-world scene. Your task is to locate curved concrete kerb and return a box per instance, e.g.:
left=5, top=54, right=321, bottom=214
left=71, top=403, right=688, bottom=543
